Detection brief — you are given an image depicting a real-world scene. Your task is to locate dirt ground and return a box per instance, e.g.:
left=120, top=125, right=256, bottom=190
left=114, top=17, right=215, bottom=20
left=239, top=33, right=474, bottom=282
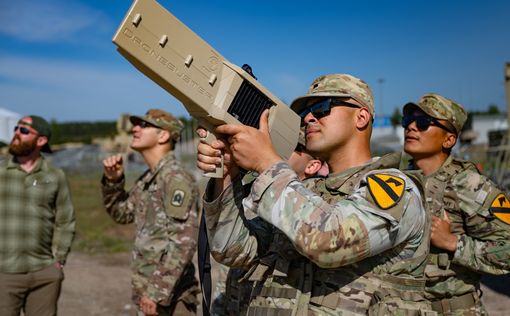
left=59, top=252, right=510, bottom=316
left=59, top=252, right=209, bottom=316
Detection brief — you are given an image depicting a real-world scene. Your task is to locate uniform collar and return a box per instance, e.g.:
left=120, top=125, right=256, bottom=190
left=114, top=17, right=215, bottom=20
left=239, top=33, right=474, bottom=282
left=142, top=151, right=176, bottom=184
left=408, top=155, right=453, bottom=179
left=324, top=157, right=379, bottom=194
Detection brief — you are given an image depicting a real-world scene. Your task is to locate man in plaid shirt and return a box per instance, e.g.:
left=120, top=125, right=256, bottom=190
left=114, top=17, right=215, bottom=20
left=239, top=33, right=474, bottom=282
left=0, top=115, right=75, bottom=316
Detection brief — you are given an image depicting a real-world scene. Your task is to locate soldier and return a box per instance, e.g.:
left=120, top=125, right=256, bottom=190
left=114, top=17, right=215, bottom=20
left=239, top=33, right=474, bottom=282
left=402, top=94, right=510, bottom=315
left=197, top=74, right=434, bottom=315
left=211, top=129, right=325, bottom=316
left=101, top=109, right=200, bottom=316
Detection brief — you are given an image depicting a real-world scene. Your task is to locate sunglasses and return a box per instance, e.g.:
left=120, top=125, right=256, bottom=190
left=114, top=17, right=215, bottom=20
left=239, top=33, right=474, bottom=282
left=133, top=120, right=160, bottom=129
left=14, top=125, right=34, bottom=135
left=401, top=115, right=454, bottom=133
left=299, top=98, right=358, bottom=122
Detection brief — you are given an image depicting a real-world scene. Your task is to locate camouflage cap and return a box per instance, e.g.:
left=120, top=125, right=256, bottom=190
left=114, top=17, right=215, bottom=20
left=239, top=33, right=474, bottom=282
left=294, top=127, right=310, bottom=154
left=130, top=109, right=184, bottom=140
left=290, top=74, right=375, bottom=118
left=403, top=93, right=467, bottom=134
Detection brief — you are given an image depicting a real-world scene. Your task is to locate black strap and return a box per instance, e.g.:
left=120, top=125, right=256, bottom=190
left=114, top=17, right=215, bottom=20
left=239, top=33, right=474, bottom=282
left=242, top=63, right=257, bottom=80
left=198, top=210, right=211, bottom=316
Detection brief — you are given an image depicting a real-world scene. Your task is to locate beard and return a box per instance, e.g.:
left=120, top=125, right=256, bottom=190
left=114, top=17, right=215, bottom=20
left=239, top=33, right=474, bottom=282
left=9, top=135, right=38, bottom=156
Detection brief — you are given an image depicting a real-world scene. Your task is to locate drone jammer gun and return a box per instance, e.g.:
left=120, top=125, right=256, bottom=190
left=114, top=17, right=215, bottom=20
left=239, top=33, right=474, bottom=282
left=112, top=0, right=300, bottom=177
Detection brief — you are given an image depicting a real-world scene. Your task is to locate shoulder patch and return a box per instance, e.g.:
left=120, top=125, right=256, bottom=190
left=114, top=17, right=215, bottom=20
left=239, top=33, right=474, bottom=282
left=171, top=189, right=186, bottom=207
left=490, top=193, right=510, bottom=224
left=367, top=173, right=405, bottom=209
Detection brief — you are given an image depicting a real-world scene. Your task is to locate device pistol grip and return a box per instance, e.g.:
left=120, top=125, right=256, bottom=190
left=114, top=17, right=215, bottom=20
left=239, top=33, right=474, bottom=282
left=200, top=130, right=224, bottom=178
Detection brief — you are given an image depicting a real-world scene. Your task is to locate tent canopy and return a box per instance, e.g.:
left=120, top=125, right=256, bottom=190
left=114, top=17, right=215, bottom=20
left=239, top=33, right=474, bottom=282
left=0, top=107, right=21, bottom=144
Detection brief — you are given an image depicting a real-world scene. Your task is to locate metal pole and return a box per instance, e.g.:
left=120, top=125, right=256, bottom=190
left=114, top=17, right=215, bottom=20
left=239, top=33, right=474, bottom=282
left=377, top=78, right=385, bottom=117
left=506, top=63, right=510, bottom=140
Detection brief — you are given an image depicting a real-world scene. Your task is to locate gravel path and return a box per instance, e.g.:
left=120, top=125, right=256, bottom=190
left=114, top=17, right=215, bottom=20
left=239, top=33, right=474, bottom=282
left=59, top=252, right=510, bottom=315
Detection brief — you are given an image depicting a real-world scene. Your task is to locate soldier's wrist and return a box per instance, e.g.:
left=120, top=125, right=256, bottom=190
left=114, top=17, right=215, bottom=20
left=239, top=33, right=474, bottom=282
left=102, top=173, right=124, bottom=184
left=446, top=234, right=459, bottom=252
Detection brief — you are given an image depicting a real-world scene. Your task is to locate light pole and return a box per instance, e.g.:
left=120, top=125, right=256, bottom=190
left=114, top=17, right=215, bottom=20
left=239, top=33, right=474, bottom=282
left=506, top=63, right=510, bottom=140
left=377, top=78, right=385, bottom=118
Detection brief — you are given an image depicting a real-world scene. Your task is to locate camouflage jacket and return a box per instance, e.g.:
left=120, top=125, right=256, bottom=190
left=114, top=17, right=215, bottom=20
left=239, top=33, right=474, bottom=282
left=102, top=152, right=199, bottom=306
left=204, top=153, right=431, bottom=315
left=418, top=155, right=510, bottom=299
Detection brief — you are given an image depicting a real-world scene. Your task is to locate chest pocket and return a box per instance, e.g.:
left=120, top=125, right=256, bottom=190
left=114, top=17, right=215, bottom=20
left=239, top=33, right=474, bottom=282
left=28, top=176, right=58, bottom=209
left=142, top=182, right=169, bottom=227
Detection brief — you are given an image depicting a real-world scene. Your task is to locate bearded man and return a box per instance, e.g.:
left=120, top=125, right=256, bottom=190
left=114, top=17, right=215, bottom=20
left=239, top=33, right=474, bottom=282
left=0, top=115, right=75, bottom=316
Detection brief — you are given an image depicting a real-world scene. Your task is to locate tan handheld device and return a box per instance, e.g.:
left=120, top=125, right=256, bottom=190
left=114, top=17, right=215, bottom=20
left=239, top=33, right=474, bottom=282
left=112, top=0, right=300, bottom=177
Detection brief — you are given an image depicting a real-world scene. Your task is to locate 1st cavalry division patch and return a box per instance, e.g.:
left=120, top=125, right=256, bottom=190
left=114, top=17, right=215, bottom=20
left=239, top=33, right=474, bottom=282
left=490, top=193, right=510, bottom=224
left=367, top=173, right=405, bottom=209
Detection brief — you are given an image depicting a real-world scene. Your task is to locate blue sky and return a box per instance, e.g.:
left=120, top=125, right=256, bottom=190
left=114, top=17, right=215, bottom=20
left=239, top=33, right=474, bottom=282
left=0, top=0, right=509, bottom=122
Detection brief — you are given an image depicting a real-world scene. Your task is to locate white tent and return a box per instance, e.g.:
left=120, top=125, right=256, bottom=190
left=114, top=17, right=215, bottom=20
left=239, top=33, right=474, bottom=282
left=0, top=107, right=21, bottom=143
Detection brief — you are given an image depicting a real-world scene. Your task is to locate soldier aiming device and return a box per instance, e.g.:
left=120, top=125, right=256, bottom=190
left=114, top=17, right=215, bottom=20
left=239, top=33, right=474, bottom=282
left=112, top=0, right=300, bottom=177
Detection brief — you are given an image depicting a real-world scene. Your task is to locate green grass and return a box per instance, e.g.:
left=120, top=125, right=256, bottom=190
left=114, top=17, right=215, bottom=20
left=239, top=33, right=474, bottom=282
left=68, top=172, right=136, bottom=254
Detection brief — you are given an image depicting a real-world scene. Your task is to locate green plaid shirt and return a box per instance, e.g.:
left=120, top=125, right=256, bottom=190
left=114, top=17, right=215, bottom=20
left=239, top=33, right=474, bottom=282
left=0, top=155, right=75, bottom=273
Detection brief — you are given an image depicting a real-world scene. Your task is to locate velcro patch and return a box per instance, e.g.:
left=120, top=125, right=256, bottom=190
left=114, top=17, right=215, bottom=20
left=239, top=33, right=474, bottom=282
left=367, top=173, right=405, bottom=209
left=490, top=193, right=510, bottom=224
left=171, top=189, right=185, bottom=207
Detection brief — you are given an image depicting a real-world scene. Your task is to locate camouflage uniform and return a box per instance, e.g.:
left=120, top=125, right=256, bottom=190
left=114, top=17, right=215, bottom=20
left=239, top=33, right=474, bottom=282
left=102, top=110, right=200, bottom=315
left=204, top=74, right=434, bottom=315
left=210, top=263, right=228, bottom=315
left=405, top=94, right=510, bottom=315
left=211, top=171, right=260, bottom=316
left=211, top=129, right=315, bottom=316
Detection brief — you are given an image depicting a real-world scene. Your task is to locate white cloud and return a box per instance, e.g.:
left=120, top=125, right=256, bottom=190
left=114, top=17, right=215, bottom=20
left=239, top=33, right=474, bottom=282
left=0, top=0, right=107, bottom=42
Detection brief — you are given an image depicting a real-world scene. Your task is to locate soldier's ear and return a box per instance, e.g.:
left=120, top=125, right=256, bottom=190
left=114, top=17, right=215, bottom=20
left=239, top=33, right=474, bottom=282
left=442, top=133, right=457, bottom=150
left=305, top=159, right=322, bottom=178
left=355, top=107, right=371, bottom=130
left=158, top=130, right=171, bottom=144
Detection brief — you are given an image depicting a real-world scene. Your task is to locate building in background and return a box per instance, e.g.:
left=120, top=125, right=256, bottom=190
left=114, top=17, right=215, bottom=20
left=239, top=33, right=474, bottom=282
left=0, top=107, right=21, bottom=144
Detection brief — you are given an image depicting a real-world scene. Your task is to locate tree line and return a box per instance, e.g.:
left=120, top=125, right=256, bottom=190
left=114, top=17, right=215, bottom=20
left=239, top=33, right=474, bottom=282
left=49, top=117, right=195, bottom=146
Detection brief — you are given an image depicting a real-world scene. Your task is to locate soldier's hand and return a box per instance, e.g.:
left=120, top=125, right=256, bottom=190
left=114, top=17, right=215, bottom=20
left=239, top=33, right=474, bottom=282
left=196, top=127, right=238, bottom=177
left=430, top=213, right=458, bottom=252
left=139, top=296, right=158, bottom=315
left=103, top=154, right=124, bottom=181
left=215, top=110, right=281, bottom=174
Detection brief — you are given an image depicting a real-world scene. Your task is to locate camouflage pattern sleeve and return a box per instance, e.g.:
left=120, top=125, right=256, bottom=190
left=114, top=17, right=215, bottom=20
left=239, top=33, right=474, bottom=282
left=145, top=171, right=199, bottom=302
left=243, top=161, right=426, bottom=268
left=450, top=170, right=510, bottom=274
left=101, top=174, right=139, bottom=224
left=203, top=177, right=270, bottom=269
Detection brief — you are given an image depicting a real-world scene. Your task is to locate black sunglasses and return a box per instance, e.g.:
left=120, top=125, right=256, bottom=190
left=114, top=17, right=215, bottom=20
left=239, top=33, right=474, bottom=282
left=401, top=115, right=454, bottom=133
left=14, top=125, right=33, bottom=135
left=299, top=98, right=358, bottom=122
left=133, top=120, right=160, bottom=129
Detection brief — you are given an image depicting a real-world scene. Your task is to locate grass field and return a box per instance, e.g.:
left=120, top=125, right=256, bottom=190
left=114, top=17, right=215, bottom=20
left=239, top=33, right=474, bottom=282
left=68, top=172, right=136, bottom=254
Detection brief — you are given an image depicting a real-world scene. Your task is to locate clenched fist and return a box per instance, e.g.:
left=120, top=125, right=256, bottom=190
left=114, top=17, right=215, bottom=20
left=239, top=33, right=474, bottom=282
left=103, top=154, right=124, bottom=181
